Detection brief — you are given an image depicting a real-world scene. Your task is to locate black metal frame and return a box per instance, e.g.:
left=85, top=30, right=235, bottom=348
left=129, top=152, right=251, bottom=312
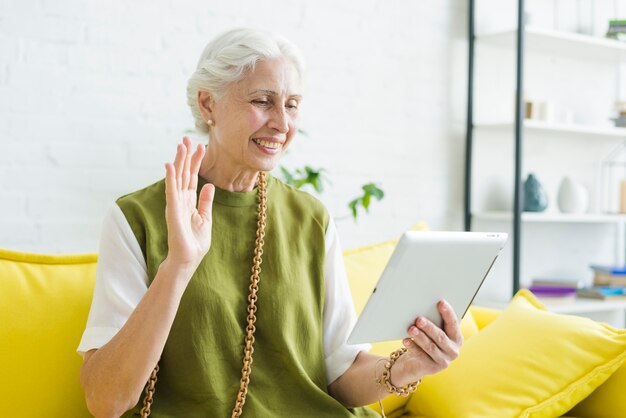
left=464, top=0, right=525, bottom=296
left=463, top=0, right=475, bottom=233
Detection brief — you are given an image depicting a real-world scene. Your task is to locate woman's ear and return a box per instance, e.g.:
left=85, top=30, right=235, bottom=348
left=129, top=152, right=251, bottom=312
left=197, top=91, right=214, bottom=123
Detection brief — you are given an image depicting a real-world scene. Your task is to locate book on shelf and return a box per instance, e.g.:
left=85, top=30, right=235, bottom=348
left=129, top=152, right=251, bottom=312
left=528, top=285, right=577, bottom=304
left=594, top=272, right=626, bottom=287
left=589, top=264, right=626, bottom=275
left=576, top=286, right=626, bottom=301
left=607, top=20, right=626, bottom=41
left=589, top=264, right=626, bottom=286
left=531, top=278, right=584, bottom=289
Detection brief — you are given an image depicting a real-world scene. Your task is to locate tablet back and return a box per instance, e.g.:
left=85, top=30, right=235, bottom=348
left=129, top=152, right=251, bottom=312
left=347, top=231, right=507, bottom=344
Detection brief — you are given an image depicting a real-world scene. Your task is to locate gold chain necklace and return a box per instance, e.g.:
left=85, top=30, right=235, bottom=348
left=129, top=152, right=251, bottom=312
left=141, top=171, right=268, bottom=418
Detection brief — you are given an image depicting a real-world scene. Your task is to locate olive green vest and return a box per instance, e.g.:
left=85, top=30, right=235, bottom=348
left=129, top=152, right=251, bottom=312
left=117, top=174, right=379, bottom=417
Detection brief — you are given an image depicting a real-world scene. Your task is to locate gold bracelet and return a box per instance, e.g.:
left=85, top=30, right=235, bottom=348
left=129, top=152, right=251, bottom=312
left=377, top=347, right=421, bottom=396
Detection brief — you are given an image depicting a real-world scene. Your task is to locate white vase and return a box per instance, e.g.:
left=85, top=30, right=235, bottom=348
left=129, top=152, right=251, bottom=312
left=557, top=177, right=589, bottom=214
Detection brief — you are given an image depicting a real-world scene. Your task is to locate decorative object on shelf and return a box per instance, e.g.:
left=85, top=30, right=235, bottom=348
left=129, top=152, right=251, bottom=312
left=541, top=101, right=556, bottom=123
left=611, top=101, right=626, bottom=127
left=524, top=99, right=556, bottom=123
left=523, top=173, right=548, bottom=212
left=557, top=177, right=589, bottom=214
left=600, top=143, right=626, bottom=213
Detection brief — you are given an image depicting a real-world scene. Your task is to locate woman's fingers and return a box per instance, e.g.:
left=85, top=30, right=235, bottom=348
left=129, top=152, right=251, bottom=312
left=181, top=137, right=193, bottom=189
left=407, top=316, right=459, bottom=363
left=189, top=144, right=205, bottom=192
left=164, top=162, right=177, bottom=198
left=174, top=143, right=186, bottom=187
left=407, top=323, right=450, bottom=364
left=171, top=138, right=205, bottom=192
left=438, top=300, right=464, bottom=345
left=197, top=183, right=215, bottom=222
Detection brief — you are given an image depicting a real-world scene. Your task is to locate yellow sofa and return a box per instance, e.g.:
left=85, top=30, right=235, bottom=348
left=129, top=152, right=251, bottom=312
left=1, top=243, right=626, bottom=418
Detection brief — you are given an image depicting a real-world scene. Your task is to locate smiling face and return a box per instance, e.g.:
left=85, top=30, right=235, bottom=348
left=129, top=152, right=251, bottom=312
left=201, top=57, right=302, bottom=174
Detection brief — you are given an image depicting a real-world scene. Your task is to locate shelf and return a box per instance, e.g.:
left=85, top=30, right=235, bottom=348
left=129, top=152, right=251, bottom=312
left=481, top=298, right=626, bottom=314
left=473, top=211, right=626, bottom=224
left=478, top=27, right=626, bottom=62
left=480, top=298, right=626, bottom=328
left=545, top=298, right=626, bottom=314
left=475, top=120, right=626, bottom=138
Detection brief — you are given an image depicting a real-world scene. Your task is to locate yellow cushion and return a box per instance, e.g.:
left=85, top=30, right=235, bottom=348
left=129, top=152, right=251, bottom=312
left=468, top=305, right=501, bottom=330
left=0, top=249, right=96, bottom=416
left=567, top=360, right=626, bottom=417
left=405, top=289, right=626, bottom=418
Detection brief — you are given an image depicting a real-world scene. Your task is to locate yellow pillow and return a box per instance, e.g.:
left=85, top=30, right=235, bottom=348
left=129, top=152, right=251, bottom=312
left=405, top=289, right=626, bottom=418
left=468, top=305, right=501, bottom=330
left=567, top=360, right=626, bottom=417
left=0, top=249, right=96, bottom=417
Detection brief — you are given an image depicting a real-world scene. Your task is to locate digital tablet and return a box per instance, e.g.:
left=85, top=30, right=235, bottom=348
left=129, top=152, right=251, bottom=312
left=347, top=231, right=507, bottom=344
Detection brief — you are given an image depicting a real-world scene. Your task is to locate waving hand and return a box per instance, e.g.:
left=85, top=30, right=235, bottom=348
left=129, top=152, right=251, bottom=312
left=164, top=137, right=215, bottom=270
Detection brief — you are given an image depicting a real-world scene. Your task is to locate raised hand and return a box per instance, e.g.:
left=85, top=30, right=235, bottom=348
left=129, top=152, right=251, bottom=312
left=394, top=300, right=464, bottom=385
left=164, top=137, right=215, bottom=271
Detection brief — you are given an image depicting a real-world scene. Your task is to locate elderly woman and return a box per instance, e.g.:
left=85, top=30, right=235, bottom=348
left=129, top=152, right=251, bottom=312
left=78, top=28, right=463, bottom=418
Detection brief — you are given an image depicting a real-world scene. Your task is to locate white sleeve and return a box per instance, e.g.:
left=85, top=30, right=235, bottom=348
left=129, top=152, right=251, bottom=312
left=76, top=204, right=149, bottom=356
left=323, top=217, right=371, bottom=385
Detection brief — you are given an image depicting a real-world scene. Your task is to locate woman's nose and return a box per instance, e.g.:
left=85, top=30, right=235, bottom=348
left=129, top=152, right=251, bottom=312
left=269, top=107, right=289, bottom=133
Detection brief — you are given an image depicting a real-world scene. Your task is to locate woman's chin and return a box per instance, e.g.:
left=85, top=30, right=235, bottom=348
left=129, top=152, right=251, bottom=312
left=251, top=155, right=283, bottom=173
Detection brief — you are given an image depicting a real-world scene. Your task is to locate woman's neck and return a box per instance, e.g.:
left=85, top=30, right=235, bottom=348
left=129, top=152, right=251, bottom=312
left=198, top=148, right=259, bottom=192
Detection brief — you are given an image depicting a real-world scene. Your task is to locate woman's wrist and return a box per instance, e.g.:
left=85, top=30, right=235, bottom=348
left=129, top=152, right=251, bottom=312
left=376, top=348, right=421, bottom=398
left=159, top=256, right=198, bottom=285
left=389, top=351, right=420, bottom=388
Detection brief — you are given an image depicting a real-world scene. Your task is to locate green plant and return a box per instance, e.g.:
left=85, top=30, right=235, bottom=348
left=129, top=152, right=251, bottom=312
left=279, top=165, right=384, bottom=221
left=347, top=183, right=385, bottom=220
left=279, top=166, right=328, bottom=193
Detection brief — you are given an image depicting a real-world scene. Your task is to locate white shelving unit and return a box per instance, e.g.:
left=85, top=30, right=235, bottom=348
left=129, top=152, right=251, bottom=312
left=474, top=211, right=626, bottom=269
left=473, top=211, right=626, bottom=223
left=475, top=120, right=626, bottom=138
left=467, top=9, right=626, bottom=327
left=479, top=26, right=626, bottom=62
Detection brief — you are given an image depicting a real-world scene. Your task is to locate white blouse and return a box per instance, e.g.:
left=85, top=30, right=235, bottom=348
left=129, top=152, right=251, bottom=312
left=77, top=204, right=370, bottom=385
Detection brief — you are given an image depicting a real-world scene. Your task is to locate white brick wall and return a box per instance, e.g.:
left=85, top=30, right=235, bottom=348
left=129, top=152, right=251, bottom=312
left=0, top=0, right=467, bottom=253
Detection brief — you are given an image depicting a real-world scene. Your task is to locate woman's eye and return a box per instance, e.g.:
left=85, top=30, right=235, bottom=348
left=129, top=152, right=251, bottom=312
left=252, top=99, right=270, bottom=106
left=286, top=101, right=299, bottom=111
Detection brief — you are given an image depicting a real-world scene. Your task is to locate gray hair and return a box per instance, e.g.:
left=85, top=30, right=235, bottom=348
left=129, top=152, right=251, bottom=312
left=187, top=28, right=305, bottom=134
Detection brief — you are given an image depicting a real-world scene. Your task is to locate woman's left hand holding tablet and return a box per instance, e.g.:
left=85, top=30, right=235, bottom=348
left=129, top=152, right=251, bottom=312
left=392, top=300, right=464, bottom=386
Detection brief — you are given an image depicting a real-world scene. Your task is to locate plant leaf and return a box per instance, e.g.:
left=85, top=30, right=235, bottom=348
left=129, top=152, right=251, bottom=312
left=348, top=199, right=359, bottom=220
left=362, top=183, right=385, bottom=200
left=362, top=194, right=371, bottom=210
left=312, top=176, right=323, bottom=193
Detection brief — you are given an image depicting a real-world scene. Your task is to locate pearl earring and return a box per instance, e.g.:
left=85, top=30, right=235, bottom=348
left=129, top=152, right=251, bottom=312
left=207, top=119, right=213, bottom=126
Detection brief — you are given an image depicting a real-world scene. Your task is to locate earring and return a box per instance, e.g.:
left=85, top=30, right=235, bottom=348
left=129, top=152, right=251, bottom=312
left=207, top=119, right=213, bottom=126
